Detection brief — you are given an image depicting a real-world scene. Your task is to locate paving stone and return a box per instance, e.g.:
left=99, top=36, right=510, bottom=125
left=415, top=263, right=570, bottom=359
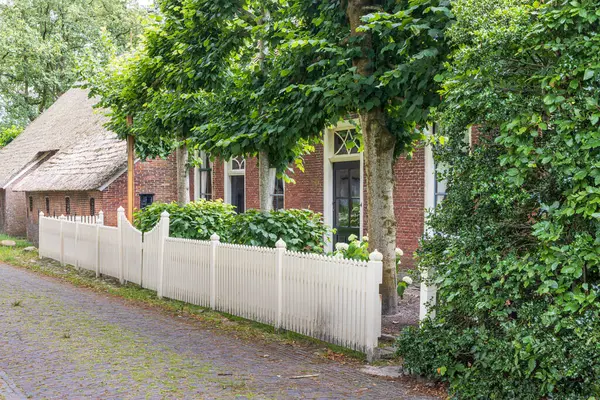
left=0, top=240, right=16, bottom=247
left=0, top=263, right=439, bottom=399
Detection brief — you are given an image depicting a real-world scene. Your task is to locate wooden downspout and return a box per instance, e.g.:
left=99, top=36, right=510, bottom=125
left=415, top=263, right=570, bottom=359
left=126, top=115, right=135, bottom=222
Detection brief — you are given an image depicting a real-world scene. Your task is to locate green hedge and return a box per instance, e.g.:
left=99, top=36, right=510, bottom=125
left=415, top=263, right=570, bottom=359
left=134, top=200, right=236, bottom=241
left=134, top=200, right=331, bottom=253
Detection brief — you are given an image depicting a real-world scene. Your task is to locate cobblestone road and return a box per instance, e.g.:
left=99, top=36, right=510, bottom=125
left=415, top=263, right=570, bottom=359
left=0, top=263, right=438, bottom=399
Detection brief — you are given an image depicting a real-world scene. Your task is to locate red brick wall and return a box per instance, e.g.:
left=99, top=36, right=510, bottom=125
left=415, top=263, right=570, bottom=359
left=102, top=155, right=178, bottom=226
left=213, top=159, right=225, bottom=201
left=245, top=157, right=260, bottom=210
left=25, top=190, right=103, bottom=243
left=285, top=145, right=325, bottom=213
left=392, top=149, right=426, bottom=267
left=2, top=186, right=28, bottom=237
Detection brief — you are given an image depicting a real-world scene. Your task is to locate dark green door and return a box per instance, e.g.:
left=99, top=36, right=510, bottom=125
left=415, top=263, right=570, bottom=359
left=333, top=161, right=361, bottom=244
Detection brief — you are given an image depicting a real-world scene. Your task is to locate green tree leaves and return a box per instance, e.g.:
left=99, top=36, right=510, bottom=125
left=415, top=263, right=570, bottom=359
left=0, top=0, right=146, bottom=130
left=399, top=0, right=600, bottom=397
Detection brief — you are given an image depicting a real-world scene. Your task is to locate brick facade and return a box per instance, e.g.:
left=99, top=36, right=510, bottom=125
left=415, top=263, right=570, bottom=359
left=393, top=149, right=426, bottom=267
left=24, top=155, right=179, bottom=243
left=211, top=143, right=427, bottom=266
left=285, top=145, right=325, bottom=213
left=102, top=155, right=178, bottom=226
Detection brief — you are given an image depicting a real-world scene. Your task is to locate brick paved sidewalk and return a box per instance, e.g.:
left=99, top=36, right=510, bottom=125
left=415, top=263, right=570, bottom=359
left=0, top=263, right=439, bottom=399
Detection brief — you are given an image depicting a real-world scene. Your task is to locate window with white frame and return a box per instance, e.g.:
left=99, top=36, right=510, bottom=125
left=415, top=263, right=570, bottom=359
left=196, top=152, right=213, bottom=200
left=272, top=176, right=284, bottom=210
left=228, top=156, right=245, bottom=212
left=430, top=124, right=450, bottom=208
left=333, top=129, right=361, bottom=156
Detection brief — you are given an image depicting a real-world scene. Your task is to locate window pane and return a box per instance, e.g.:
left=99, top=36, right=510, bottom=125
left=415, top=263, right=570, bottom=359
left=274, top=178, right=284, bottom=195
left=336, top=199, right=349, bottom=227
left=334, top=130, right=360, bottom=155
left=350, top=168, right=360, bottom=197
left=350, top=198, right=361, bottom=227
left=231, top=156, right=245, bottom=171
left=140, top=194, right=154, bottom=209
left=230, top=175, right=245, bottom=212
left=272, top=195, right=284, bottom=210
left=336, top=169, right=349, bottom=197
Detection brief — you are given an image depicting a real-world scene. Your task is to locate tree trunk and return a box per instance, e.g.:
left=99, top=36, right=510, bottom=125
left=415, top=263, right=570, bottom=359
left=258, top=151, right=275, bottom=211
left=176, top=143, right=190, bottom=205
left=347, top=0, right=398, bottom=315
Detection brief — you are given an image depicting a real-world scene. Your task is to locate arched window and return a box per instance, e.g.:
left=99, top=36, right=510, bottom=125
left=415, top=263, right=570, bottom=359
left=89, top=198, right=95, bottom=216
left=65, top=197, right=71, bottom=215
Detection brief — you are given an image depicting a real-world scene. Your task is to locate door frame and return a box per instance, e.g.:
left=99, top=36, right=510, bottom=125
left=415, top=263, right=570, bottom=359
left=323, top=121, right=364, bottom=252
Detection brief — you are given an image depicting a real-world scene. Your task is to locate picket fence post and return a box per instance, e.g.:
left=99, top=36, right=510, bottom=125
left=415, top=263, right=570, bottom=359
left=59, top=215, right=66, bottom=266
left=74, top=217, right=80, bottom=270
left=275, top=238, right=287, bottom=331
left=157, top=210, right=170, bottom=299
left=419, top=267, right=437, bottom=322
left=366, top=249, right=383, bottom=362
left=95, top=211, right=103, bottom=277
left=38, top=211, right=44, bottom=259
left=209, top=233, right=220, bottom=309
left=117, top=207, right=125, bottom=284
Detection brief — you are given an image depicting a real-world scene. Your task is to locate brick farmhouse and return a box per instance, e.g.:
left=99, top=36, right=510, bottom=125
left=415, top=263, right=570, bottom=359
left=0, top=88, right=453, bottom=265
left=0, top=88, right=181, bottom=244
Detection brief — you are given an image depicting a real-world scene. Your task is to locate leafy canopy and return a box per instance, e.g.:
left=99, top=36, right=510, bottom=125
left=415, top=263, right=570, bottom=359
left=91, top=0, right=452, bottom=171
left=0, top=0, right=147, bottom=129
left=398, top=0, right=600, bottom=398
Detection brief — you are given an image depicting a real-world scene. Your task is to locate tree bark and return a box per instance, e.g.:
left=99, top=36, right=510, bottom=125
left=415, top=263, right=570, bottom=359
left=176, top=143, right=190, bottom=205
left=347, top=0, right=398, bottom=315
left=258, top=151, right=276, bottom=211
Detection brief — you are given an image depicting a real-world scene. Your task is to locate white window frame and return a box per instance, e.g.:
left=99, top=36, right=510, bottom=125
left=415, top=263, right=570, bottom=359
left=271, top=170, right=285, bottom=210
left=224, top=156, right=246, bottom=211
left=323, top=120, right=364, bottom=252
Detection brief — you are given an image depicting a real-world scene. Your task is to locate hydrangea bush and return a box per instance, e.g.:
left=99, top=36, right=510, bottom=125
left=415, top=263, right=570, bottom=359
left=332, top=235, right=411, bottom=295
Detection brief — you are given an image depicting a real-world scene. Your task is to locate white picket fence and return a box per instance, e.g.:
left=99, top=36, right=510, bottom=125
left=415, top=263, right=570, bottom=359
left=38, top=208, right=383, bottom=358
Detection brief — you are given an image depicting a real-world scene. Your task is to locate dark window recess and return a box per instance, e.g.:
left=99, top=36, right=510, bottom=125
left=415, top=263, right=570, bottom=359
left=272, top=177, right=284, bottom=210
left=198, top=152, right=213, bottom=200
left=333, top=161, right=361, bottom=245
left=29, top=196, right=33, bottom=212
left=90, top=198, right=96, bottom=216
left=140, top=194, right=154, bottom=209
left=45, top=197, right=50, bottom=215
left=65, top=197, right=71, bottom=215
left=230, top=175, right=245, bottom=213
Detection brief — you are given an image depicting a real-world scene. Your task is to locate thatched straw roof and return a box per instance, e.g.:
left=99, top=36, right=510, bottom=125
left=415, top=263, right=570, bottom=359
left=6, top=88, right=128, bottom=192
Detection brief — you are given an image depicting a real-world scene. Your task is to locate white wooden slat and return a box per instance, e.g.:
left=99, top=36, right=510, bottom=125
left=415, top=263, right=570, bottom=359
left=37, top=214, right=381, bottom=354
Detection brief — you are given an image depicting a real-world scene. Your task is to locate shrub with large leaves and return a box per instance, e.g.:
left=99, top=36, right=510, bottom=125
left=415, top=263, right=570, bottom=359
left=134, top=200, right=236, bottom=241
left=398, top=1, right=600, bottom=399
left=231, top=209, right=331, bottom=253
left=134, top=201, right=330, bottom=253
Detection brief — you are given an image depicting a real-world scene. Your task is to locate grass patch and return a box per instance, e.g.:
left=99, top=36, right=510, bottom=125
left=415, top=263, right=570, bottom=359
left=0, top=234, right=366, bottom=363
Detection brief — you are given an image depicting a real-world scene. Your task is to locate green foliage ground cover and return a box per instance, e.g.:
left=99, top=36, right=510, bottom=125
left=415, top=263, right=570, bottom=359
left=134, top=200, right=331, bottom=253
left=398, top=1, right=600, bottom=399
